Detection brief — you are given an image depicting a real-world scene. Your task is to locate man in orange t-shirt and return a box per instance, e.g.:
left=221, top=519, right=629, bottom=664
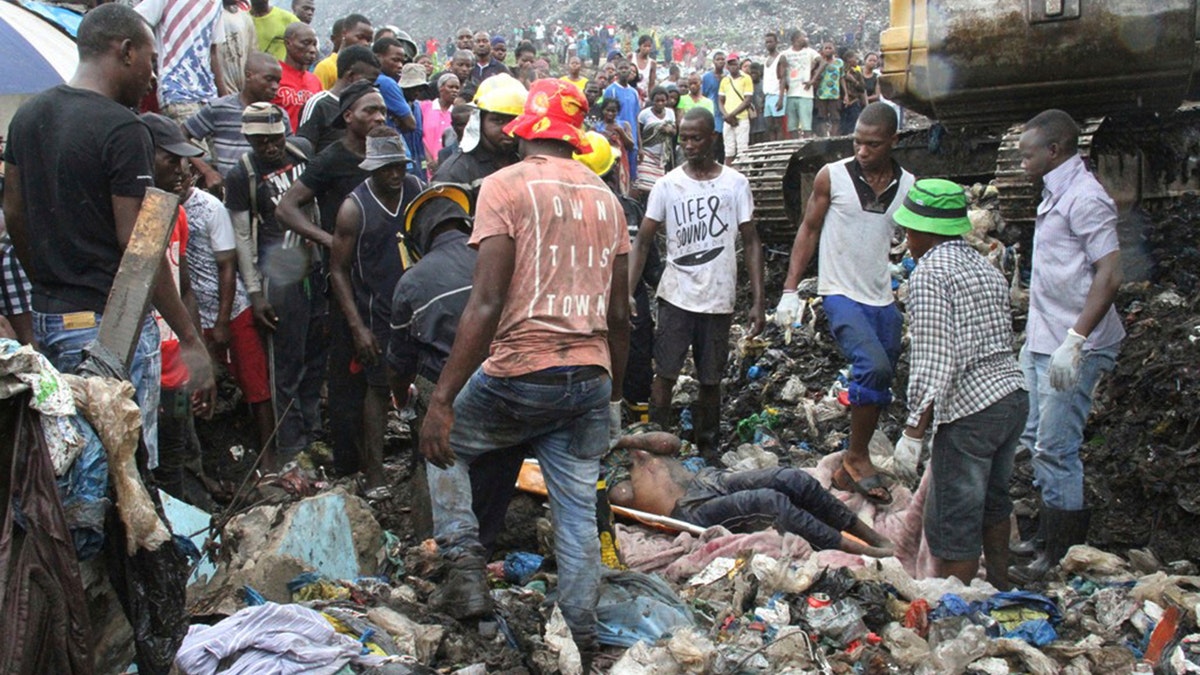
left=418, top=80, right=630, bottom=670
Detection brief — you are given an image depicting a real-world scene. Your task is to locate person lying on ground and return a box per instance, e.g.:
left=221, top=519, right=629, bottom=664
left=606, top=426, right=896, bottom=558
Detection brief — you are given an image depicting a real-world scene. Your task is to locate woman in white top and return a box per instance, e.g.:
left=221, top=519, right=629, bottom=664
left=634, top=86, right=676, bottom=194
left=634, top=34, right=657, bottom=98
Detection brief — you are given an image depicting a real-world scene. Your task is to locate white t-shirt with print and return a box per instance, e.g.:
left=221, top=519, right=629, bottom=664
left=646, top=164, right=755, bottom=314
left=184, top=189, right=250, bottom=328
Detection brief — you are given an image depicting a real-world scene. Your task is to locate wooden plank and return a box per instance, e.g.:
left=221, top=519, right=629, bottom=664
left=97, top=188, right=180, bottom=371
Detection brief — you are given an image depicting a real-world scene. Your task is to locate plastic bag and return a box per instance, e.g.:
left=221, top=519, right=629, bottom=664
left=920, top=624, right=988, bottom=675
left=104, top=507, right=189, bottom=675
left=67, top=375, right=170, bottom=554
left=544, top=605, right=582, bottom=675
left=1060, top=544, right=1135, bottom=581
left=986, top=637, right=1060, bottom=675
left=56, top=416, right=110, bottom=559
left=609, top=642, right=681, bottom=675
left=594, top=570, right=694, bottom=647
left=882, top=623, right=931, bottom=668
left=666, top=627, right=716, bottom=674
left=806, top=598, right=868, bottom=646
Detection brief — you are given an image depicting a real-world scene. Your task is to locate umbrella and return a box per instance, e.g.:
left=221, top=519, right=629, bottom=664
left=0, top=0, right=77, bottom=133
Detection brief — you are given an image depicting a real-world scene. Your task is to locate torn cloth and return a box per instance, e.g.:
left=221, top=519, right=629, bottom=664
left=0, top=339, right=81, bottom=475
left=175, top=602, right=386, bottom=675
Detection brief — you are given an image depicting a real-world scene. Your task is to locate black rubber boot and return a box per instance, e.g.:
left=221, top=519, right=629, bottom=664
left=1010, top=514, right=1045, bottom=557
left=1009, top=508, right=1090, bottom=586
left=430, top=557, right=493, bottom=620
left=649, top=405, right=672, bottom=431
left=694, top=403, right=722, bottom=463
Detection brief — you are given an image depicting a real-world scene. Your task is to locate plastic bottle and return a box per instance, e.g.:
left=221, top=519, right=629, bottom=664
left=806, top=598, right=868, bottom=646
left=1132, top=662, right=1152, bottom=674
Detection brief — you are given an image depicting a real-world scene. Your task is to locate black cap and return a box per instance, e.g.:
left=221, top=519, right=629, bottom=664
left=333, top=80, right=379, bottom=129
left=140, top=113, right=203, bottom=157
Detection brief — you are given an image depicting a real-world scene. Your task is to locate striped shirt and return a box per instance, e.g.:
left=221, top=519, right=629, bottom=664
left=906, top=240, right=1025, bottom=429
left=184, top=96, right=292, bottom=176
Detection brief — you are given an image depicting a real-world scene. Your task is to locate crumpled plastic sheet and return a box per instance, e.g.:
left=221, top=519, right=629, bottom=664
left=65, top=374, right=169, bottom=555
left=55, top=415, right=109, bottom=559
left=594, top=569, right=695, bottom=647
left=366, top=606, right=446, bottom=663
left=0, top=340, right=82, bottom=475
left=544, top=605, right=582, bottom=675
left=1060, top=544, right=1135, bottom=582
left=985, top=637, right=1060, bottom=675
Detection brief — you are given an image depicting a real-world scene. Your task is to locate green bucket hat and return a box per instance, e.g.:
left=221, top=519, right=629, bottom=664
left=894, top=178, right=972, bottom=236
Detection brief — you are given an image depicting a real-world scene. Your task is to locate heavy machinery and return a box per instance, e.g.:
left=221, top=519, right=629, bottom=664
left=739, top=0, right=1200, bottom=245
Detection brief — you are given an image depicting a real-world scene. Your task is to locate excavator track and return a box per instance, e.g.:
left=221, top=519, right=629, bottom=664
left=993, top=118, right=1102, bottom=228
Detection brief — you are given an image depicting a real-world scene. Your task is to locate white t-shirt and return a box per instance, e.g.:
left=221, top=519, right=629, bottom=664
left=183, top=189, right=250, bottom=328
left=781, top=47, right=820, bottom=98
left=646, top=165, right=755, bottom=314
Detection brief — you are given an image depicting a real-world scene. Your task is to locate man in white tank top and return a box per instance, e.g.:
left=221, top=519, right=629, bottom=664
left=774, top=103, right=915, bottom=505
left=762, top=31, right=785, bottom=142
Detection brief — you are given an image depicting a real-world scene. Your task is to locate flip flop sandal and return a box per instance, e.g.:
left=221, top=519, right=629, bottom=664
left=832, top=465, right=895, bottom=507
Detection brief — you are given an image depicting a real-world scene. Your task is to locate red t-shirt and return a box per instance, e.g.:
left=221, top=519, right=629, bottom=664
left=155, top=207, right=190, bottom=389
left=273, top=60, right=322, bottom=131
left=470, top=156, right=631, bottom=378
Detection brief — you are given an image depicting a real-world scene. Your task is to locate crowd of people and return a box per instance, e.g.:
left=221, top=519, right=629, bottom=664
left=1, top=0, right=1122, bottom=669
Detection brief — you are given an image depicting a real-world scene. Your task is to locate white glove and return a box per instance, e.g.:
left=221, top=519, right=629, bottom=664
left=775, top=291, right=801, bottom=328
left=893, top=432, right=923, bottom=482
left=609, top=401, right=623, bottom=442
left=1048, top=329, right=1087, bottom=391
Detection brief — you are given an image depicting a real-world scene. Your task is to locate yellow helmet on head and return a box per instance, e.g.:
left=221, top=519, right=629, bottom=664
left=573, top=131, right=616, bottom=177
left=473, top=73, right=528, bottom=116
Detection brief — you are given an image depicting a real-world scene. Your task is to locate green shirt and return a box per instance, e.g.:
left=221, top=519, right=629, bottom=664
left=254, top=7, right=300, bottom=62
left=676, top=93, right=714, bottom=114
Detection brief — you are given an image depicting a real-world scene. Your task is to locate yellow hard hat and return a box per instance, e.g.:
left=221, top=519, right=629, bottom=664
left=573, top=131, right=616, bottom=176
left=473, top=73, right=528, bottom=116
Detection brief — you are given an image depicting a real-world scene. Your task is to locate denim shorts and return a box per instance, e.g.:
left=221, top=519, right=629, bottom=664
left=924, top=390, right=1028, bottom=560
left=653, top=301, right=732, bottom=385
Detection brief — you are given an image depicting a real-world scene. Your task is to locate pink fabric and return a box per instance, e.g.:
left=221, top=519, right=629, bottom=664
left=419, top=99, right=453, bottom=162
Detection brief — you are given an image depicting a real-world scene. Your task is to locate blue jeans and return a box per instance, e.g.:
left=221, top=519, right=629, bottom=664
left=428, top=365, right=611, bottom=647
left=823, top=295, right=902, bottom=407
left=34, top=311, right=162, bottom=468
left=1020, top=343, right=1119, bottom=510
left=672, top=467, right=856, bottom=551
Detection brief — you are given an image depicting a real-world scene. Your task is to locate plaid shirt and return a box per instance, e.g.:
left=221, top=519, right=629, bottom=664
left=906, top=240, right=1025, bottom=429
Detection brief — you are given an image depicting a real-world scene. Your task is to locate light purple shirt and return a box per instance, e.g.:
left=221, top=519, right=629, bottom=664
left=1026, top=154, right=1125, bottom=354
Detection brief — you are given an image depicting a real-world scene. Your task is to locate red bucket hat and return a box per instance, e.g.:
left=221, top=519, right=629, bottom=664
left=503, top=79, right=593, bottom=153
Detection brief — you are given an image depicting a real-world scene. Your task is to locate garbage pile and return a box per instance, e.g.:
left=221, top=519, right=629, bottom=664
left=158, top=190, right=1200, bottom=674
left=315, top=0, right=888, bottom=61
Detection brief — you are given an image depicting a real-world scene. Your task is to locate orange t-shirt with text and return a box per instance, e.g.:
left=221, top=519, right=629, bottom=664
left=470, top=155, right=631, bottom=378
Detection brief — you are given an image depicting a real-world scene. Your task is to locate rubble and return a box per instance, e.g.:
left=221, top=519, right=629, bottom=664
left=188, top=488, right=384, bottom=616
left=154, top=192, right=1200, bottom=674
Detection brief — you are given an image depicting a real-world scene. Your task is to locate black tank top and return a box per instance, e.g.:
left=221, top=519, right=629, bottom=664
left=346, top=176, right=422, bottom=333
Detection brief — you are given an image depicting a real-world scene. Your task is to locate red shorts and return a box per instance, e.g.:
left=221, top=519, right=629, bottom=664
left=207, top=308, right=271, bottom=404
